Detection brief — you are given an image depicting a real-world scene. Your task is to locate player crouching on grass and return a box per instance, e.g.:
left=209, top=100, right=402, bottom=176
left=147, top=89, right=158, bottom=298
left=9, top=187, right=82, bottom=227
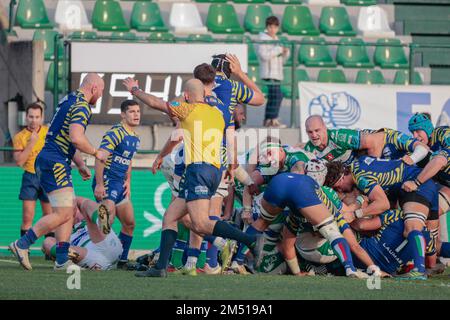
left=92, top=100, right=141, bottom=270
left=43, top=197, right=123, bottom=270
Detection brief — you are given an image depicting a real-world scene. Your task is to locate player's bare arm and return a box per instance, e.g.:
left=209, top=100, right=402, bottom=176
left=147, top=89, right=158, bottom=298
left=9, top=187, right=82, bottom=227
left=94, top=149, right=110, bottom=201
left=225, top=54, right=266, bottom=106
left=403, top=154, right=447, bottom=192
left=123, top=78, right=170, bottom=114
left=70, top=123, right=106, bottom=162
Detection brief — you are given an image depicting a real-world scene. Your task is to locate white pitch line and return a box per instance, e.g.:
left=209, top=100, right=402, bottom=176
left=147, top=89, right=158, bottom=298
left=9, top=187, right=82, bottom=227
left=0, top=259, right=51, bottom=268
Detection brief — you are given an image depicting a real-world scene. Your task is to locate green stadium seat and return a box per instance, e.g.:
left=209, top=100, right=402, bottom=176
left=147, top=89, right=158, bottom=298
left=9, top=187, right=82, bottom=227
left=33, top=30, right=64, bottom=61
left=355, top=69, right=386, bottom=84
left=319, top=7, right=356, bottom=36
left=281, top=68, right=309, bottom=98
left=336, top=37, right=373, bottom=68
left=298, top=37, right=336, bottom=67
left=341, top=0, right=377, bottom=5
left=247, top=65, right=268, bottom=95
left=393, top=70, right=423, bottom=85
left=148, top=32, right=176, bottom=43
left=374, top=38, right=409, bottom=69
left=46, top=61, right=67, bottom=93
left=130, top=2, right=168, bottom=32
left=186, top=34, right=215, bottom=42
left=269, top=0, right=303, bottom=5
left=317, top=69, right=347, bottom=83
left=110, top=32, right=139, bottom=41
left=15, top=0, right=53, bottom=29
left=247, top=40, right=260, bottom=66
left=244, top=5, right=273, bottom=34
left=206, top=4, right=244, bottom=34
left=92, top=0, right=130, bottom=32
left=282, top=6, right=319, bottom=36
left=70, top=31, right=98, bottom=40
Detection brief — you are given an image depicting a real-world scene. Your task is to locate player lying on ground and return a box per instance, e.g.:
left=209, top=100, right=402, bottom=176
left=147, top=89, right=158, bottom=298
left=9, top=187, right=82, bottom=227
left=42, top=197, right=122, bottom=270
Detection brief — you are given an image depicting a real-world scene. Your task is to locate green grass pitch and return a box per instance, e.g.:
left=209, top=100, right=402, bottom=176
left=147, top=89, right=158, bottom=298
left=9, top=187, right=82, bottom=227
left=0, top=257, right=449, bottom=300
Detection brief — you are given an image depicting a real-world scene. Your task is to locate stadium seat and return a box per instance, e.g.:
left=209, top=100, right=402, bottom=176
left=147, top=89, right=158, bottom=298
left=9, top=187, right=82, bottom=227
left=15, top=0, right=53, bottom=29
left=281, top=68, right=309, bottom=98
left=186, top=34, right=215, bottom=42
left=355, top=69, right=386, bottom=84
left=298, top=37, right=336, bottom=67
left=110, top=32, right=139, bottom=41
left=54, top=0, right=92, bottom=31
left=319, top=7, right=356, bottom=36
left=374, top=38, right=409, bottom=69
left=169, top=3, right=207, bottom=34
left=282, top=6, right=319, bottom=36
left=147, top=32, right=176, bottom=43
left=247, top=66, right=268, bottom=95
left=70, top=31, right=98, bottom=40
left=393, top=70, right=423, bottom=85
left=357, top=6, right=395, bottom=38
left=336, top=37, right=373, bottom=68
left=269, top=0, right=303, bottom=5
left=317, top=69, right=347, bottom=83
left=92, top=0, right=129, bottom=32
left=244, top=5, right=273, bottom=34
left=131, top=2, right=168, bottom=32
left=206, top=4, right=245, bottom=34
left=341, top=0, right=377, bottom=5
left=46, top=61, right=67, bottom=93
left=247, top=40, right=260, bottom=66
left=33, top=30, right=64, bottom=61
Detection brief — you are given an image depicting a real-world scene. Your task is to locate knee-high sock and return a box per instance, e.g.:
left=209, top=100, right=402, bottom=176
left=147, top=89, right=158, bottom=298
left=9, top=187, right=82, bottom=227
left=155, top=229, right=178, bottom=270
left=56, top=242, right=70, bottom=265
left=406, top=230, right=426, bottom=273
left=118, top=232, right=133, bottom=261
left=330, top=237, right=355, bottom=272
left=17, top=229, right=38, bottom=250
left=212, top=221, right=256, bottom=248
left=440, top=242, right=450, bottom=258
left=206, top=216, right=220, bottom=267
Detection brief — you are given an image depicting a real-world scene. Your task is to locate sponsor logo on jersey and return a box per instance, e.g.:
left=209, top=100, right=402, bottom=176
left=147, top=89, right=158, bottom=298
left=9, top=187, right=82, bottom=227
left=194, top=185, right=209, bottom=195
left=113, top=155, right=131, bottom=165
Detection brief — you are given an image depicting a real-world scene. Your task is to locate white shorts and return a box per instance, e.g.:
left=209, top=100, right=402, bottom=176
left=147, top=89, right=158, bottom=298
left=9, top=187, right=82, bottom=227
left=78, top=232, right=123, bottom=270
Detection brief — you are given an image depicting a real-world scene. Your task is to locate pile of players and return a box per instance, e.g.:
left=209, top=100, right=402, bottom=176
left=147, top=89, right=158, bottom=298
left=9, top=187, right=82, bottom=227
left=9, top=53, right=450, bottom=281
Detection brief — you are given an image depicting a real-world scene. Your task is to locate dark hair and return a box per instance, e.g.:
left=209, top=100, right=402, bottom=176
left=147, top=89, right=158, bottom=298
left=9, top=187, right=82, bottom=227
left=421, top=112, right=432, bottom=120
left=324, top=161, right=349, bottom=187
left=194, top=63, right=216, bottom=85
left=121, top=100, right=139, bottom=113
left=211, top=54, right=231, bottom=79
left=26, top=103, right=43, bottom=115
left=266, top=16, right=280, bottom=27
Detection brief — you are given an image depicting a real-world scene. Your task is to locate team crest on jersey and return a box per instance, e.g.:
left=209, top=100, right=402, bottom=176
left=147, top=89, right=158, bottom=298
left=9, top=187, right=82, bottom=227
left=170, top=101, right=180, bottom=107
left=326, top=153, right=335, bottom=161
left=194, top=186, right=208, bottom=195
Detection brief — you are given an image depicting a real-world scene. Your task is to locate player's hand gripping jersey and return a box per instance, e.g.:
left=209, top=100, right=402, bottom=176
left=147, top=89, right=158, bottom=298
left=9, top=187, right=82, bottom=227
left=305, top=128, right=361, bottom=164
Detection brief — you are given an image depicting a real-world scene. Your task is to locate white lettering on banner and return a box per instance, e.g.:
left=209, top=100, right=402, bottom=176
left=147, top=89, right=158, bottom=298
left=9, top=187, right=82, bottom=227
left=299, top=82, right=450, bottom=142
left=143, top=182, right=170, bottom=237
left=143, top=211, right=162, bottom=238
left=145, top=75, right=171, bottom=101
left=108, top=74, right=135, bottom=114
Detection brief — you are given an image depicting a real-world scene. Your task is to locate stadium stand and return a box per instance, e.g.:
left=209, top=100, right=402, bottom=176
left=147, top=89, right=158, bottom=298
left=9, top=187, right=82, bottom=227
left=317, top=68, right=348, bottom=83
left=130, top=2, right=168, bottom=32
left=54, top=0, right=92, bottom=31
left=92, top=0, right=129, bottom=31
left=169, top=3, right=208, bottom=34
left=355, top=69, right=385, bottom=84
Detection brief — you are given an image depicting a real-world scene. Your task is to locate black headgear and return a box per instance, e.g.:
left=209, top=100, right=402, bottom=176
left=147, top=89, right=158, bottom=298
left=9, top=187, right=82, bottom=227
left=211, top=54, right=231, bottom=79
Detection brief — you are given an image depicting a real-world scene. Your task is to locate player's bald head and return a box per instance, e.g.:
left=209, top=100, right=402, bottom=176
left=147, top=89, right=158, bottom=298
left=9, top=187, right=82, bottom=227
left=183, top=79, right=204, bottom=102
left=79, top=73, right=104, bottom=105
left=305, top=115, right=325, bottom=129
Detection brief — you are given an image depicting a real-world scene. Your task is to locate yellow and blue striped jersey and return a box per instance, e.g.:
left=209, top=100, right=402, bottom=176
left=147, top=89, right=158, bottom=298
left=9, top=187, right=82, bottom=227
left=351, top=156, right=420, bottom=196
left=99, top=122, right=140, bottom=181
left=41, top=90, right=92, bottom=162
left=361, top=128, right=418, bottom=159
left=214, top=73, right=254, bottom=119
left=429, top=126, right=450, bottom=186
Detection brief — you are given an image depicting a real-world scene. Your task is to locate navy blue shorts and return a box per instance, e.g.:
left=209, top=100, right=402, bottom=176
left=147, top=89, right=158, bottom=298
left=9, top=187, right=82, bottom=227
left=178, top=163, right=221, bottom=202
left=19, top=171, right=49, bottom=202
left=263, top=173, right=322, bottom=211
left=399, top=179, right=439, bottom=220
left=92, top=177, right=126, bottom=205
left=35, top=154, right=73, bottom=194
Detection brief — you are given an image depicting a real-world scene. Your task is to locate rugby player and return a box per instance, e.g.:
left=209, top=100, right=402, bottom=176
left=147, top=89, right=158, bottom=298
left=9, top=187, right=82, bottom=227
left=9, top=73, right=107, bottom=270
left=43, top=197, right=122, bottom=270
left=123, top=77, right=260, bottom=278
left=93, top=100, right=141, bottom=270
left=329, top=157, right=439, bottom=279
left=13, top=103, right=52, bottom=243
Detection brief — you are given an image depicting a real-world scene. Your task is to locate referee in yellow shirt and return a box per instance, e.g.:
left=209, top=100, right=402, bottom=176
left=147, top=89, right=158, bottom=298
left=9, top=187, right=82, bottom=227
left=13, top=103, right=52, bottom=239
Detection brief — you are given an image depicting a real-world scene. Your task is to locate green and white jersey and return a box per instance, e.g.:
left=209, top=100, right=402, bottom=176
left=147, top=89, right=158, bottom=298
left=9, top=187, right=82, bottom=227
left=305, top=129, right=361, bottom=164
left=70, top=221, right=91, bottom=248
left=257, top=145, right=315, bottom=184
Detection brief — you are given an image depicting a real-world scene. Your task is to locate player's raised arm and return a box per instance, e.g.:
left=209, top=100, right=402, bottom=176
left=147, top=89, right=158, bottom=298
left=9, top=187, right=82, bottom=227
left=226, top=54, right=266, bottom=106
left=123, top=78, right=170, bottom=114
